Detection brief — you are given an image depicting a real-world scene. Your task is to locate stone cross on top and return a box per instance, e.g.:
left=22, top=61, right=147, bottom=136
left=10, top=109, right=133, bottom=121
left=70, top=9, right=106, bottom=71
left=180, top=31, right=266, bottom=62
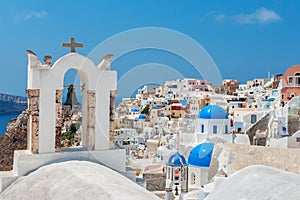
left=62, top=37, right=83, bottom=53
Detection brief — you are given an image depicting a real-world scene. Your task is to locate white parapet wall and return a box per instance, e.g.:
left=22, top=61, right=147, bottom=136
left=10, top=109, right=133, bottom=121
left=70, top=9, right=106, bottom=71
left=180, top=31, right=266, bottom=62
left=0, top=171, right=18, bottom=194
left=269, top=137, right=288, bottom=148
left=0, top=149, right=126, bottom=193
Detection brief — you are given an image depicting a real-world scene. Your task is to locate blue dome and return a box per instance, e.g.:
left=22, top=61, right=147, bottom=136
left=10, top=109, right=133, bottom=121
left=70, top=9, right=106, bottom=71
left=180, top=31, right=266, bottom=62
left=138, top=114, right=147, bottom=120
left=198, top=105, right=228, bottom=119
left=167, top=152, right=187, bottom=166
left=152, top=105, right=158, bottom=109
left=131, top=108, right=139, bottom=113
left=188, top=143, right=214, bottom=168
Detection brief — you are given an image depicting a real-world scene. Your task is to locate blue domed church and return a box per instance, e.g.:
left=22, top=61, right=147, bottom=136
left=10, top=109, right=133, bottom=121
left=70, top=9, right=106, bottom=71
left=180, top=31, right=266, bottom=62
left=165, top=144, right=215, bottom=199
left=165, top=152, right=188, bottom=199
left=188, top=143, right=214, bottom=189
left=195, top=105, right=233, bottom=143
left=164, top=105, right=234, bottom=198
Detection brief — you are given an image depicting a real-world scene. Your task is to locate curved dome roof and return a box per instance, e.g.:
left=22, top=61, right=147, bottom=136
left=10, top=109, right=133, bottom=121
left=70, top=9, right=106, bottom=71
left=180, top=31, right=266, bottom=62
left=198, top=105, right=228, bottom=119
left=138, top=114, right=147, bottom=120
left=167, top=152, right=187, bottom=166
left=188, top=143, right=214, bottom=167
left=283, top=64, right=300, bottom=76
left=131, top=107, right=139, bottom=113
left=0, top=161, right=160, bottom=200
left=204, top=165, right=300, bottom=200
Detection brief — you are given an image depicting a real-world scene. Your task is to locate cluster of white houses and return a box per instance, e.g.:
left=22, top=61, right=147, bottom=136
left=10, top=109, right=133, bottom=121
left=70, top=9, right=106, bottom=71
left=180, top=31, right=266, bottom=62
left=114, top=65, right=300, bottom=199
left=116, top=65, right=300, bottom=150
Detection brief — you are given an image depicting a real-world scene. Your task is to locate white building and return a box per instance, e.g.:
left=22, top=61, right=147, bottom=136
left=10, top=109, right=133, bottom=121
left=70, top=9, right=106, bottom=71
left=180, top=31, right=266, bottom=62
left=233, top=108, right=268, bottom=133
left=209, top=94, right=228, bottom=110
left=228, top=100, right=246, bottom=115
left=188, top=143, right=214, bottom=189
left=195, top=105, right=232, bottom=143
left=269, top=130, right=300, bottom=149
left=138, top=85, right=157, bottom=94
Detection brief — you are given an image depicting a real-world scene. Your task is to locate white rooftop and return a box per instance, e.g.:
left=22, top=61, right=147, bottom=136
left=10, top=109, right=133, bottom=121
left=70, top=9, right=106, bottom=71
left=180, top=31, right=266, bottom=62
left=0, top=161, right=160, bottom=200
left=206, top=165, right=300, bottom=200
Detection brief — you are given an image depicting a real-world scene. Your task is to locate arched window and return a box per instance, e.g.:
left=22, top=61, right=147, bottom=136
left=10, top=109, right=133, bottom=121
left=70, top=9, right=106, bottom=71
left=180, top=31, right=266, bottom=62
left=201, top=124, right=204, bottom=133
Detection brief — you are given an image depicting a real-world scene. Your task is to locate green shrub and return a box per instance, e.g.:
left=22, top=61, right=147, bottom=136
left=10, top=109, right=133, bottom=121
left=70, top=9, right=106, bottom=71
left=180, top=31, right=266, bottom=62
left=62, top=131, right=75, bottom=147
left=69, top=123, right=80, bottom=134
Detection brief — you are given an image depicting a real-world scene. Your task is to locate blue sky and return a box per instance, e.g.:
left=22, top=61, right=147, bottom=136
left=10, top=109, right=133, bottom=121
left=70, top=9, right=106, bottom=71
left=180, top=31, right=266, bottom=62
left=0, top=0, right=300, bottom=98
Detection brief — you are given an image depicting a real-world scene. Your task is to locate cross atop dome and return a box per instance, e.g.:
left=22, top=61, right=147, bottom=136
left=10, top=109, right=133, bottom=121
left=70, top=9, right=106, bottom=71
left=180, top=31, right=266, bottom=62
left=62, top=37, right=83, bottom=53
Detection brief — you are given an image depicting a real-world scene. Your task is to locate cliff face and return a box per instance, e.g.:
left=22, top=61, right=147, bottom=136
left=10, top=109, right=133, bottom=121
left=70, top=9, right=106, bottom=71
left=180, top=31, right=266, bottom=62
left=0, top=111, right=27, bottom=171
left=0, top=94, right=27, bottom=104
left=0, top=105, right=81, bottom=171
left=0, top=93, right=27, bottom=115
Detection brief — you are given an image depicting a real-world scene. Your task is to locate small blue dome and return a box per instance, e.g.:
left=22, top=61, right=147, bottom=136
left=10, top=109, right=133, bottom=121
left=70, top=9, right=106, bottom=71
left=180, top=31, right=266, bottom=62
left=131, top=107, right=139, bottom=113
left=198, top=105, right=228, bottom=119
left=188, top=143, right=214, bottom=168
left=168, top=152, right=187, bottom=166
left=139, top=114, right=147, bottom=120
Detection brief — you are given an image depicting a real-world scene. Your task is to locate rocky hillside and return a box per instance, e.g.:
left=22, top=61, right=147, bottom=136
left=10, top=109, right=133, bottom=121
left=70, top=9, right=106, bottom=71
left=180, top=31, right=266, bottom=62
left=0, top=93, right=27, bottom=115
left=0, top=111, right=27, bottom=171
left=0, top=106, right=82, bottom=171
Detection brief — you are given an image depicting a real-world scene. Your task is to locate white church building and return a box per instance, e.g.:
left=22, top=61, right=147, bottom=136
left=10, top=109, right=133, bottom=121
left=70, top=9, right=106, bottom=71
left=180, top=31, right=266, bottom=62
left=179, top=104, right=249, bottom=147
left=164, top=105, right=251, bottom=197
left=188, top=142, right=215, bottom=189
left=165, top=143, right=215, bottom=199
left=0, top=38, right=131, bottom=193
left=195, top=105, right=233, bottom=143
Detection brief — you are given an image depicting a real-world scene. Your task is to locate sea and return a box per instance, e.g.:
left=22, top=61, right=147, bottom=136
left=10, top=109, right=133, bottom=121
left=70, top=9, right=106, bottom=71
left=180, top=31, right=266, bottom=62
left=0, top=114, right=19, bottom=137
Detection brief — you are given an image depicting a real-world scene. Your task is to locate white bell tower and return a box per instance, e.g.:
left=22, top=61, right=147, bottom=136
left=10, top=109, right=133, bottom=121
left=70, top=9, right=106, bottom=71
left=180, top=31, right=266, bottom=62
left=165, top=152, right=188, bottom=200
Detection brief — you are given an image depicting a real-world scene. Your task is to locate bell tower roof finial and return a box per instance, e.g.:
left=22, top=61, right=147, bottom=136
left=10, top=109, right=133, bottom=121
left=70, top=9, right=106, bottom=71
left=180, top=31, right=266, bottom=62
left=62, top=37, right=83, bottom=53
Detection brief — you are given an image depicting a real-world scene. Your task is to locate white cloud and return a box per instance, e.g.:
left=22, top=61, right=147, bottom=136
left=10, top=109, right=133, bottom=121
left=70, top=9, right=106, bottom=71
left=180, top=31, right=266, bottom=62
left=215, top=14, right=227, bottom=22
left=15, top=10, right=47, bottom=21
left=234, top=8, right=281, bottom=24
left=215, top=8, right=282, bottom=25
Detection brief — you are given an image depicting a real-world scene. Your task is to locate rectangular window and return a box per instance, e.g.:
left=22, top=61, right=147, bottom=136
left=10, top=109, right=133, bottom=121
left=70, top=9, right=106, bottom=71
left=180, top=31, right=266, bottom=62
left=201, top=124, right=204, bottom=133
left=296, top=137, right=300, bottom=142
left=288, top=77, right=293, bottom=85
left=213, top=125, right=217, bottom=134
left=296, top=77, right=300, bottom=86
left=251, top=115, right=257, bottom=124
left=225, top=125, right=228, bottom=134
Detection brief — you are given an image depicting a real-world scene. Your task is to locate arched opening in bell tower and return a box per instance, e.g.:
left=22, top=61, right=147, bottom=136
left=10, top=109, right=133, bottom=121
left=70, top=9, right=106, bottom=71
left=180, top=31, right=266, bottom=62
left=58, top=69, right=83, bottom=149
